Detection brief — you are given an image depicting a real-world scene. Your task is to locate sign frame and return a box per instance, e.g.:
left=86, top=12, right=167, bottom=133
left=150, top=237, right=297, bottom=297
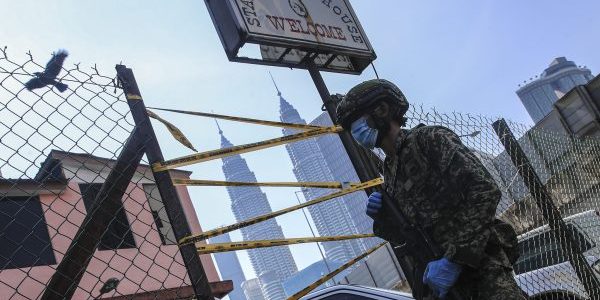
left=204, top=0, right=377, bottom=74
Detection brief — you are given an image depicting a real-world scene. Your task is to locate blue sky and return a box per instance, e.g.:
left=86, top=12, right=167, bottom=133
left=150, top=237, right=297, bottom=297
left=1, top=0, right=599, bottom=289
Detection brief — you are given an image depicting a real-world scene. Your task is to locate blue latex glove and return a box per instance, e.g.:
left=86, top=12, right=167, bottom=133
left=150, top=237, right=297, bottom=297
left=366, top=192, right=383, bottom=219
left=422, top=258, right=462, bottom=299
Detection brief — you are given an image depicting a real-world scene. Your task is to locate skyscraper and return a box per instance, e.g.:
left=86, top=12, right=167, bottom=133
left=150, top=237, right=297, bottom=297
left=282, top=259, right=343, bottom=297
left=208, top=232, right=247, bottom=300
left=242, top=278, right=266, bottom=300
left=310, top=112, right=382, bottom=250
left=218, top=122, right=297, bottom=300
left=274, top=77, right=366, bottom=263
left=517, top=57, right=594, bottom=123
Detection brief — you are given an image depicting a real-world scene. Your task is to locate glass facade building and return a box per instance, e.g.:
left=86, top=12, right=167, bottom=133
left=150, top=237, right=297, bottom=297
left=517, top=57, right=594, bottom=123
left=283, top=259, right=344, bottom=297
left=276, top=87, right=366, bottom=263
left=209, top=233, right=247, bottom=300
left=219, top=127, right=297, bottom=300
left=310, top=112, right=382, bottom=251
left=241, top=278, right=266, bottom=300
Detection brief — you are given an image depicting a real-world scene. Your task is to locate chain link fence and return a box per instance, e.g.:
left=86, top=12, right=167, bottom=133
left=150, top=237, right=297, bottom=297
left=1, top=46, right=600, bottom=300
left=0, top=47, right=219, bottom=300
left=398, top=103, right=600, bottom=299
left=325, top=101, right=600, bottom=299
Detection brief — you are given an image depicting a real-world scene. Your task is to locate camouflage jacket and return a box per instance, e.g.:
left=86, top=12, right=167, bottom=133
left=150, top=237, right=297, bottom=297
left=374, top=124, right=512, bottom=269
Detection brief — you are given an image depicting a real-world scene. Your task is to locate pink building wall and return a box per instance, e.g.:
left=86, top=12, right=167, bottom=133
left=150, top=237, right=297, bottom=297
left=0, top=154, right=219, bottom=300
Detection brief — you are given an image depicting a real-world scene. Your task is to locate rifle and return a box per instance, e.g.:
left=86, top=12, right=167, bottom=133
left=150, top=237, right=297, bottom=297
left=379, top=188, right=466, bottom=300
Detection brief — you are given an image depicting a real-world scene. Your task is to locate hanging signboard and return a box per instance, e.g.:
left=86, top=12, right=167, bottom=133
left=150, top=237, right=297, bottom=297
left=204, top=0, right=376, bottom=74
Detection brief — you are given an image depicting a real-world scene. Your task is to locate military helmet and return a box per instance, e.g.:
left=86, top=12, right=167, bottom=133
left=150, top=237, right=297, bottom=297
left=336, top=79, right=409, bottom=129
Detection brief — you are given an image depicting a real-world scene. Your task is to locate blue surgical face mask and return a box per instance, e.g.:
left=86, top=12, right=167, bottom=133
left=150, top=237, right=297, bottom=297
left=351, top=117, right=379, bottom=149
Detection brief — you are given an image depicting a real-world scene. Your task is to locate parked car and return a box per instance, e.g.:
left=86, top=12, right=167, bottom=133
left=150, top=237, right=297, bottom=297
left=302, top=285, right=414, bottom=300
left=514, top=209, right=600, bottom=300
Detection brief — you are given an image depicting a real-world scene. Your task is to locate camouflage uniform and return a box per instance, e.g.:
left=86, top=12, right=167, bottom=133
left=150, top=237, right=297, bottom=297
left=374, top=124, right=525, bottom=300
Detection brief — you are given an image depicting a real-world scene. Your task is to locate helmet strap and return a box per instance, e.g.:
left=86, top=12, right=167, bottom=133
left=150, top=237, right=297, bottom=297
left=389, top=105, right=408, bottom=127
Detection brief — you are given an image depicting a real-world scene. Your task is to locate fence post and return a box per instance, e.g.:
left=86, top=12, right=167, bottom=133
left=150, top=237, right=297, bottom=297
left=305, top=59, right=419, bottom=293
left=116, top=65, right=214, bottom=300
left=41, top=128, right=146, bottom=300
left=492, top=118, right=600, bottom=299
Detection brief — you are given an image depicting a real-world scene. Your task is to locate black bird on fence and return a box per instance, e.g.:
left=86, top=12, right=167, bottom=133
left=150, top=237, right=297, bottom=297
left=25, top=49, right=69, bottom=92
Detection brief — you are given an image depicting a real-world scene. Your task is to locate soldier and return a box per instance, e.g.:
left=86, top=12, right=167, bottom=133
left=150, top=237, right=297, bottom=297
left=335, top=79, right=525, bottom=300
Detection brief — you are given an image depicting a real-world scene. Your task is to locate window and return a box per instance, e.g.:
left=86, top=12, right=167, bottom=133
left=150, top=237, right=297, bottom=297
left=0, top=196, right=56, bottom=269
left=532, top=87, right=554, bottom=118
left=514, top=224, right=594, bottom=274
left=143, top=184, right=176, bottom=245
left=79, top=183, right=136, bottom=250
left=521, top=94, right=544, bottom=122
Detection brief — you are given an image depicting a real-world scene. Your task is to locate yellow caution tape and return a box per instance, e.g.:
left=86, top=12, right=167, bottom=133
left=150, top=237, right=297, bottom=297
left=146, top=110, right=198, bottom=152
left=147, top=107, right=323, bottom=131
left=154, top=125, right=343, bottom=172
left=126, top=93, right=142, bottom=101
left=287, top=242, right=387, bottom=300
left=172, top=179, right=360, bottom=189
left=178, top=177, right=382, bottom=245
left=198, top=234, right=376, bottom=255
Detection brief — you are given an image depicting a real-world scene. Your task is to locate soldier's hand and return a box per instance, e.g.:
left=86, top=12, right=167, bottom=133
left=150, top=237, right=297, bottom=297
left=366, top=192, right=383, bottom=219
left=422, top=258, right=462, bottom=299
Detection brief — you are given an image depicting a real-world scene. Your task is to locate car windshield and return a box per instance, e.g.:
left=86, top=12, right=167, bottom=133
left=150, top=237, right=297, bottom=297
left=514, top=224, right=595, bottom=275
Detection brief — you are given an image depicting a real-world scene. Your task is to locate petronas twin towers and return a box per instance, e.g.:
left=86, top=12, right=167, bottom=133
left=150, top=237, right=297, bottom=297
left=278, top=90, right=368, bottom=263
left=218, top=79, right=374, bottom=299
left=219, top=123, right=296, bottom=300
